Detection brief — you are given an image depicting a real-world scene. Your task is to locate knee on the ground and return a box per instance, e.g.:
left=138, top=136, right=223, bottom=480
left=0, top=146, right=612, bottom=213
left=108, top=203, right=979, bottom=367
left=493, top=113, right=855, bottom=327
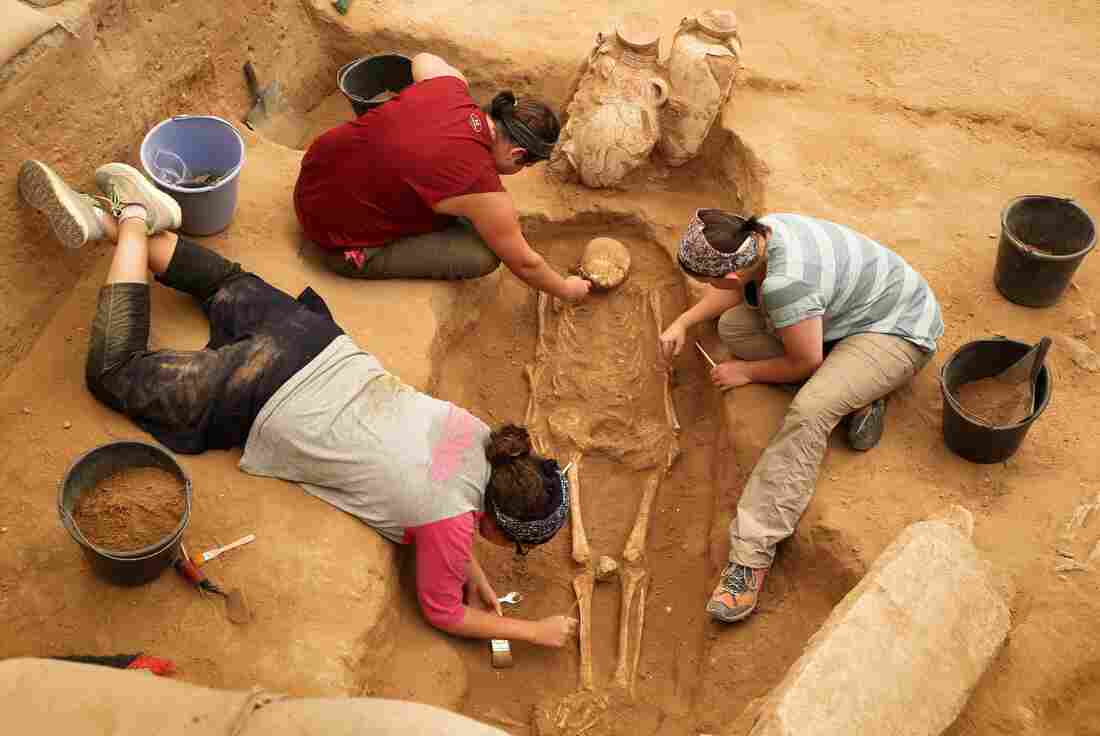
left=466, top=248, right=501, bottom=279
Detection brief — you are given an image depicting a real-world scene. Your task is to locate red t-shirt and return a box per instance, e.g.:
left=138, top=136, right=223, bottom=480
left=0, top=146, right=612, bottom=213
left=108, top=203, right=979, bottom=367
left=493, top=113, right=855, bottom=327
left=404, top=511, right=479, bottom=629
left=294, top=76, right=504, bottom=250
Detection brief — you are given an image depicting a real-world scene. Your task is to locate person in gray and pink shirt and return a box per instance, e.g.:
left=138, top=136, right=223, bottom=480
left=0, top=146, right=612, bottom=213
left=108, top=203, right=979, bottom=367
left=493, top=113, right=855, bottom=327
left=660, top=209, right=943, bottom=624
left=18, top=158, right=578, bottom=649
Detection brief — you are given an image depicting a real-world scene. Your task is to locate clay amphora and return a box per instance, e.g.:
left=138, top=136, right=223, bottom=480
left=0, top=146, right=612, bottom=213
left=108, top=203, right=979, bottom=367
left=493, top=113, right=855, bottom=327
left=552, top=15, right=670, bottom=188
left=658, top=10, right=742, bottom=167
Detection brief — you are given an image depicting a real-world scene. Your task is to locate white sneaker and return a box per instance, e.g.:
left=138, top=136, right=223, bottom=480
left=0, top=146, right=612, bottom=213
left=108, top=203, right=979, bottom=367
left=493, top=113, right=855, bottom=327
left=18, top=160, right=106, bottom=250
left=94, top=162, right=182, bottom=235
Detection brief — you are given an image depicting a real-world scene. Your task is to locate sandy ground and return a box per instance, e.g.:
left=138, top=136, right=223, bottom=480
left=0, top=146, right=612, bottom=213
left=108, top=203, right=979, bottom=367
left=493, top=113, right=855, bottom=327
left=2, top=1, right=1100, bottom=735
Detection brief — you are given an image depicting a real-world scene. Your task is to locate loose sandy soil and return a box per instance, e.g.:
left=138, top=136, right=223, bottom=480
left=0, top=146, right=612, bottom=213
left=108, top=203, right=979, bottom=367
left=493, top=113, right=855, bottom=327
left=2, top=1, right=1100, bottom=735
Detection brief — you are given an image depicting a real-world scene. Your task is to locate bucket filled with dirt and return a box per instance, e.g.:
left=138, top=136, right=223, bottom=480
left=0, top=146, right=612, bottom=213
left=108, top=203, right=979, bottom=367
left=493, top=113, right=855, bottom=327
left=58, top=441, right=192, bottom=586
left=940, top=337, right=1052, bottom=464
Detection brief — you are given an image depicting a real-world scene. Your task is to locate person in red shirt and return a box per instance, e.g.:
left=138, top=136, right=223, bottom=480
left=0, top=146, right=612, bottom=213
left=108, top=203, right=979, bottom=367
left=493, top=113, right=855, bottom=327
left=295, top=53, right=591, bottom=303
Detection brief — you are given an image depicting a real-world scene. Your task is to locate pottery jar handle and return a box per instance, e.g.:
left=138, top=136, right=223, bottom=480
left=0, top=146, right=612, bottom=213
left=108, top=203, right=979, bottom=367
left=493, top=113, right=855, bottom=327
left=651, top=77, right=670, bottom=107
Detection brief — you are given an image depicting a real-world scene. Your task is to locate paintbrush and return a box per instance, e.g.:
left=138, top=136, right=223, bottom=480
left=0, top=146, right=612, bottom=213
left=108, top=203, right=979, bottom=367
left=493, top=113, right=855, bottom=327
left=695, top=341, right=717, bottom=368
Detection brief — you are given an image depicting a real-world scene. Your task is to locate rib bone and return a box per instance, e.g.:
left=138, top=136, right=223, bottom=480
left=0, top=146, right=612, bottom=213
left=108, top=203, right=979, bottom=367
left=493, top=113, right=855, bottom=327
left=612, top=567, right=647, bottom=692
left=568, top=453, right=591, bottom=565
left=573, top=571, right=596, bottom=691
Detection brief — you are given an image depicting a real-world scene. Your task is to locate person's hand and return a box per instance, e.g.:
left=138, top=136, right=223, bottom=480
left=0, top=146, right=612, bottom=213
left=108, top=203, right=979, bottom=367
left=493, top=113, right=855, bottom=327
left=658, top=321, right=687, bottom=361
left=711, top=360, right=753, bottom=389
left=475, top=577, right=503, bottom=616
left=532, top=615, right=578, bottom=648
left=560, top=276, right=591, bottom=303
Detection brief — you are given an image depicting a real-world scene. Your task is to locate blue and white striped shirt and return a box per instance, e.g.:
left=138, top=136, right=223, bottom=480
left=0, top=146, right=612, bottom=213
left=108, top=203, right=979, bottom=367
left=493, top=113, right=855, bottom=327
left=756, top=213, right=943, bottom=352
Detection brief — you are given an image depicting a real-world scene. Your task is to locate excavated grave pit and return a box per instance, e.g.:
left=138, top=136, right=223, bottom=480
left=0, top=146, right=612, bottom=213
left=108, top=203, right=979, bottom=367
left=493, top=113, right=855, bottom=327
left=357, top=215, right=864, bottom=734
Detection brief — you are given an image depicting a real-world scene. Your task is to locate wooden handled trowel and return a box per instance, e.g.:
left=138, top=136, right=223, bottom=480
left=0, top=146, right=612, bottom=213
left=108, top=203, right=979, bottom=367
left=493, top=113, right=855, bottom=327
left=243, top=61, right=284, bottom=132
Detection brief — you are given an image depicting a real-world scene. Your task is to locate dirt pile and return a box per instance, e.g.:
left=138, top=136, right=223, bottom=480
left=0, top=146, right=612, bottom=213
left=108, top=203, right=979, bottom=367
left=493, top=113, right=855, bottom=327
left=72, top=467, right=186, bottom=551
left=955, top=377, right=1033, bottom=426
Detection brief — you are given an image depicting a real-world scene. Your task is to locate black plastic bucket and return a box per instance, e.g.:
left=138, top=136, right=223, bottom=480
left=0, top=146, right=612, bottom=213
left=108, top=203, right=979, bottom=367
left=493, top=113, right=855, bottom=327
left=994, top=195, right=1095, bottom=307
left=58, top=441, right=192, bottom=586
left=337, top=54, right=414, bottom=117
left=940, top=338, right=1052, bottom=464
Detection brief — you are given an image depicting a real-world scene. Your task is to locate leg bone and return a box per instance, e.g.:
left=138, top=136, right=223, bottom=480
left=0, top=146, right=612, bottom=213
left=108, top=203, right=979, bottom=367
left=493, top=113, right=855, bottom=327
left=524, top=363, right=548, bottom=455
left=629, top=576, right=648, bottom=698
left=612, top=567, right=647, bottom=691
left=536, top=291, right=550, bottom=360
left=573, top=571, right=596, bottom=691
left=623, top=471, right=663, bottom=563
left=649, top=291, right=680, bottom=433
left=568, top=453, right=591, bottom=565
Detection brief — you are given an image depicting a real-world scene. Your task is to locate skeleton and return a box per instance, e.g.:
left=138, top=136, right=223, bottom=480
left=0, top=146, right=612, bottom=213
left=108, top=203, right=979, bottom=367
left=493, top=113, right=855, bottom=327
left=573, top=571, right=596, bottom=691
left=612, top=567, right=648, bottom=692
left=567, top=453, right=591, bottom=565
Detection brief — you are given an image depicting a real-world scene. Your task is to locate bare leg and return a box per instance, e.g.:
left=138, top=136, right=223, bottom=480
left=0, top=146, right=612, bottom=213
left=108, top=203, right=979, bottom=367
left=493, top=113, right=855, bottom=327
left=105, top=212, right=178, bottom=285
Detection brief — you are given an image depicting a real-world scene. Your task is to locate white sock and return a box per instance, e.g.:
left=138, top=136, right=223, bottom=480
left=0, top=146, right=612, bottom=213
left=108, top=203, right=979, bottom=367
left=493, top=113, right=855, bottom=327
left=118, top=204, right=147, bottom=226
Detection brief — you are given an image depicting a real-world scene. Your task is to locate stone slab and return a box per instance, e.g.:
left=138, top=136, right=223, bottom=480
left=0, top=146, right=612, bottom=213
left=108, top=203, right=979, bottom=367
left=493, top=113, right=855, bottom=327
left=747, top=508, right=1011, bottom=736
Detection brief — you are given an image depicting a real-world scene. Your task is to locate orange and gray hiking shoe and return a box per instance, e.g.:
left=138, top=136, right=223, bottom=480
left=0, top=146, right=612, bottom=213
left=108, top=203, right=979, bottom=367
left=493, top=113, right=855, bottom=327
left=706, top=562, right=768, bottom=623
left=94, top=162, right=181, bottom=236
left=18, top=160, right=107, bottom=249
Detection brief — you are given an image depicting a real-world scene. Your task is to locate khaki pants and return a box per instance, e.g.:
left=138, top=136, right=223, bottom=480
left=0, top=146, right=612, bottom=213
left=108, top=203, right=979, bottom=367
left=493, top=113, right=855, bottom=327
left=718, top=305, right=932, bottom=568
left=324, top=220, right=501, bottom=280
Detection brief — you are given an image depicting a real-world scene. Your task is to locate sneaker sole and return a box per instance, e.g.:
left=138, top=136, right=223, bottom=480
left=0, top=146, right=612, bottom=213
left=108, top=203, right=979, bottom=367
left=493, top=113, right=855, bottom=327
left=18, top=160, right=92, bottom=250
left=95, top=163, right=182, bottom=233
left=706, top=598, right=757, bottom=623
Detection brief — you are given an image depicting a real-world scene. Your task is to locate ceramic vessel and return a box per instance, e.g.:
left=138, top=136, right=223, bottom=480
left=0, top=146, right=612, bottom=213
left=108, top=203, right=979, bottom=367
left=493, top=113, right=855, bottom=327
left=658, top=9, right=742, bottom=166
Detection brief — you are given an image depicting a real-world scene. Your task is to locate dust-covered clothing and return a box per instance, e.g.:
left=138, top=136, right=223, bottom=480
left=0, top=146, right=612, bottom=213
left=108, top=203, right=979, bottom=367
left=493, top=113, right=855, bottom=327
left=757, top=214, right=943, bottom=352
left=718, top=304, right=932, bottom=568
left=86, top=240, right=492, bottom=630
left=239, top=334, right=491, bottom=543
left=238, top=334, right=492, bottom=629
left=324, top=219, right=500, bottom=281
left=85, top=238, right=343, bottom=454
left=294, top=76, right=504, bottom=251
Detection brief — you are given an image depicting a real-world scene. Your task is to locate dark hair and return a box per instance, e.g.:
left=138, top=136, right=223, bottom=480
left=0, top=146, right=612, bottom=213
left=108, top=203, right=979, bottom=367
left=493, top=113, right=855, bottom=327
left=486, top=425, right=549, bottom=520
left=486, top=91, right=561, bottom=162
left=700, top=211, right=770, bottom=254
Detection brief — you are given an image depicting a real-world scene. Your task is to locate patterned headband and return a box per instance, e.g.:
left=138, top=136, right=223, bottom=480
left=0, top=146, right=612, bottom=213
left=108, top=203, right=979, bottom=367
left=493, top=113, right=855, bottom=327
left=677, top=209, right=760, bottom=277
left=488, top=459, right=570, bottom=546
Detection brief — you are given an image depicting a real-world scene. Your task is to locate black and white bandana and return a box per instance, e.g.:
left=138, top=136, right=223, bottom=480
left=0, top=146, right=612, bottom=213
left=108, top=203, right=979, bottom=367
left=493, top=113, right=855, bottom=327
left=488, top=459, right=570, bottom=547
left=677, top=209, right=760, bottom=277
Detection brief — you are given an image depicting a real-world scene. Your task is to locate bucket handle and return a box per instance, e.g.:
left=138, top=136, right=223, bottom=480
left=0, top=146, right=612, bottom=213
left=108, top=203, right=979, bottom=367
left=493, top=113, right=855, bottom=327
left=59, top=479, right=193, bottom=558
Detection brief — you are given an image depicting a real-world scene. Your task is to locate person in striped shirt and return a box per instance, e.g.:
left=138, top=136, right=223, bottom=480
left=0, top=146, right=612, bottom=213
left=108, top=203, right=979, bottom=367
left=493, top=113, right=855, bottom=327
left=659, top=209, right=943, bottom=623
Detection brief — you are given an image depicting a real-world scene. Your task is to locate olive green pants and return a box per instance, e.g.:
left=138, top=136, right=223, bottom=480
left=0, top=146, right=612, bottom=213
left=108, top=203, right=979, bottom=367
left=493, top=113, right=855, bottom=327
left=324, top=221, right=501, bottom=280
left=718, top=304, right=932, bottom=568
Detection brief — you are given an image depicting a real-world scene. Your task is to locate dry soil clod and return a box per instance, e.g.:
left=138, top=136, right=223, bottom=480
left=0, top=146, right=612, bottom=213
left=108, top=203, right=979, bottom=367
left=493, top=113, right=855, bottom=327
left=573, top=571, right=596, bottom=691
left=568, top=454, right=591, bottom=565
left=612, top=567, right=647, bottom=693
